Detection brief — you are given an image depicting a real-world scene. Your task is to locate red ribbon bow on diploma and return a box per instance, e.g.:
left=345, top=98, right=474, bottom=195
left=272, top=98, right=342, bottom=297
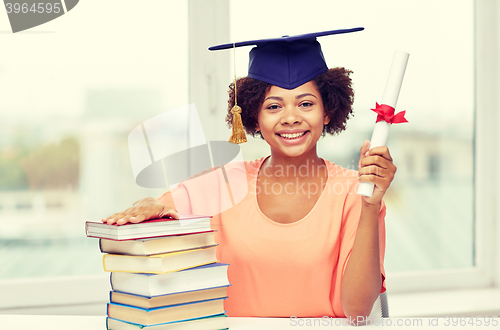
left=371, top=103, right=408, bottom=124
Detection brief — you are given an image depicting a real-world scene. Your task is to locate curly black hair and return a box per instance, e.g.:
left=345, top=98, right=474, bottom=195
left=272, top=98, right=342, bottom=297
left=225, top=67, right=355, bottom=139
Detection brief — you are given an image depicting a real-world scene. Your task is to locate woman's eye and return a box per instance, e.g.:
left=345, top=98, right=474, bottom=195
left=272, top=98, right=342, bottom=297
left=266, top=104, right=280, bottom=110
left=300, top=102, right=313, bottom=108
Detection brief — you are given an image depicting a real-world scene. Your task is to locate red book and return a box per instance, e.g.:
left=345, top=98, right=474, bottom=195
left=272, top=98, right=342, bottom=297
left=85, top=214, right=211, bottom=241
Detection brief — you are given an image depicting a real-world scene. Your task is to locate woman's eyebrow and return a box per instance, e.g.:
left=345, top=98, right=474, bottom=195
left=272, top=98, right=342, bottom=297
left=264, top=93, right=317, bottom=102
left=264, top=96, right=284, bottom=101
left=296, top=93, right=317, bottom=99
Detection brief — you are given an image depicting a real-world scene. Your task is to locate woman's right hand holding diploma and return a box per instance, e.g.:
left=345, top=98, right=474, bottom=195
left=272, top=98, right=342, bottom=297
left=101, top=197, right=179, bottom=225
left=357, top=140, right=397, bottom=206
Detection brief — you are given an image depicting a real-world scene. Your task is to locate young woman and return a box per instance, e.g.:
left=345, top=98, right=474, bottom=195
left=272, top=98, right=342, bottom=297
left=102, top=29, right=396, bottom=320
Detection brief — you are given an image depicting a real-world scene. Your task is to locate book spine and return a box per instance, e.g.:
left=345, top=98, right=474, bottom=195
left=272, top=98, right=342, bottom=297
left=103, top=255, right=107, bottom=272
left=84, top=222, right=90, bottom=237
left=110, top=273, right=114, bottom=291
left=108, top=297, right=226, bottom=311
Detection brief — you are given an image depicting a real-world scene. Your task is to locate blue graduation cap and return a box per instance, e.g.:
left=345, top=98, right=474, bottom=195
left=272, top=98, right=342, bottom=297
left=209, top=27, right=364, bottom=89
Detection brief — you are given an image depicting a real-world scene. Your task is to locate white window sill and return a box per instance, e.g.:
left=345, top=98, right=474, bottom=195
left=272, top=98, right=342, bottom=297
left=388, top=287, right=500, bottom=317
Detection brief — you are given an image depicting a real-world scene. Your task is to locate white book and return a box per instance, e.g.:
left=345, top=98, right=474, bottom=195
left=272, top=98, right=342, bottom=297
left=111, top=263, right=229, bottom=297
left=86, top=214, right=211, bottom=241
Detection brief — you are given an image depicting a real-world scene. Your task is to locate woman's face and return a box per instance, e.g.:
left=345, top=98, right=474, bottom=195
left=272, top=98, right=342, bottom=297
left=256, top=81, right=330, bottom=159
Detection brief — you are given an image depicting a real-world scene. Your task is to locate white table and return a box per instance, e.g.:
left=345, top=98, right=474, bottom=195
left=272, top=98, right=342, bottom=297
left=0, top=315, right=491, bottom=329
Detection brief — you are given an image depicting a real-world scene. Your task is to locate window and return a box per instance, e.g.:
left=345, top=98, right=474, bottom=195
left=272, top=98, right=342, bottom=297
left=230, top=0, right=479, bottom=284
left=0, top=0, right=189, bottom=307
left=1, top=0, right=496, bottom=313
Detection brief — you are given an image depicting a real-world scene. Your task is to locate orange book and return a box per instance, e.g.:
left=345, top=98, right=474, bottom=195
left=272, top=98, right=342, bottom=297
left=107, top=298, right=226, bottom=327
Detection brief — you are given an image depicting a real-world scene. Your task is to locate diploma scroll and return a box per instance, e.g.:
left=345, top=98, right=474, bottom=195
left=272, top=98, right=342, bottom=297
left=357, top=50, right=409, bottom=197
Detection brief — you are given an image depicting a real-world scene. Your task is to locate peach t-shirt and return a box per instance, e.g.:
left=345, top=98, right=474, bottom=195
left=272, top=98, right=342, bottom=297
left=157, top=156, right=386, bottom=317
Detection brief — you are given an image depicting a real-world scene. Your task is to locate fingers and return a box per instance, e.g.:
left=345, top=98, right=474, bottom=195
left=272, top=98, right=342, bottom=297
left=358, top=145, right=397, bottom=194
left=360, top=155, right=393, bottom=170
left=101, top=208, right=133, bottom=225
left=364, top=146, right=393, bottom=162
left=159, top=208, right=180, bottom=220
left=359, top=140, right=370, bottom=163
left=358, top=165, right=392, bottom=178
left=118, top=212, right=146, bottom=225
left=359, top=145, right=394, bottom=167
left=358, top=165, right=396, bottom=188
left=101, top=198, right=179, bottom=226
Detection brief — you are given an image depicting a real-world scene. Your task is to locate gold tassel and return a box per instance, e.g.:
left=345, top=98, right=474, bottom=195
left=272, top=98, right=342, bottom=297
left=229, top=105, right=247, bottom=144
left=228, top=42, right=247, bottom=144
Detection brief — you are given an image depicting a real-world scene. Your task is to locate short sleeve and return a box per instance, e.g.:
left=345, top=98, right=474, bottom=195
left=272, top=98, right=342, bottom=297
left=331, top=182, right=387, bottom=316
left=156, top=165, right=246, bottom=217
left=339, top=197, right=386, bottom=292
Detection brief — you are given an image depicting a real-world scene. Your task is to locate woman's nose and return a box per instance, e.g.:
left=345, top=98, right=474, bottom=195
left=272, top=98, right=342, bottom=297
left=280, top=106, right=302, bottom=125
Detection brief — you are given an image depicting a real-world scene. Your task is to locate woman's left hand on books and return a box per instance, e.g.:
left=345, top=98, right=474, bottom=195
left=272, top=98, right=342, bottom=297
left=102, top=197, right=179, bottom=225
left=358, top=140, right=397, bottom=206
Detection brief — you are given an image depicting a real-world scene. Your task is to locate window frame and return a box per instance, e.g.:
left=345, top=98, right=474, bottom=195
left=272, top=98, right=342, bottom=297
left=1, top=0, right=498, bottom=312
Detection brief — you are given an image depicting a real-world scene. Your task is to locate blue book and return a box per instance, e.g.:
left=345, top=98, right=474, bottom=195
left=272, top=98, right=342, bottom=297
left=106, top=314, right=228, bottom=330
left=107, top=297, right=227, bottom=326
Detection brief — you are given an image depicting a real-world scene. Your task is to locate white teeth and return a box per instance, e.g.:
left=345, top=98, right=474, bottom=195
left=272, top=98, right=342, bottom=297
left=279, top=132, right=306, bottom=139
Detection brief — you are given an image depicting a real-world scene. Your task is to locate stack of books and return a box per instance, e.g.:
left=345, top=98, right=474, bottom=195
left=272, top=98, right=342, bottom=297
left=86, top=214, right=230, bottom=330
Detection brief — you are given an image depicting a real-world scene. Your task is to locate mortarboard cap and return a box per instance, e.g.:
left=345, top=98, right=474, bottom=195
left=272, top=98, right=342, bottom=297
left=209, top=27, right=364, bottom=89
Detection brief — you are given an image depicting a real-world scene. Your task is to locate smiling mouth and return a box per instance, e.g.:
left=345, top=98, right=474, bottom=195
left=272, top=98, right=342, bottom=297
left=276, top=131, right=308, bottom=139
